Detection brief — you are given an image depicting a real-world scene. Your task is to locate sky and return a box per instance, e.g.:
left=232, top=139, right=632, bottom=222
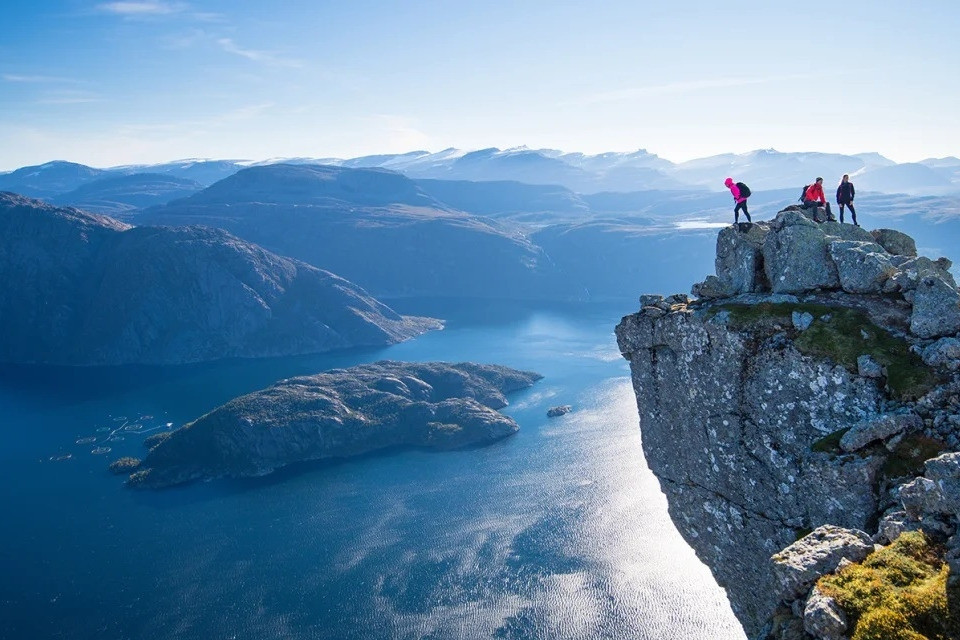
left=2, top=0, right=959, bottom=170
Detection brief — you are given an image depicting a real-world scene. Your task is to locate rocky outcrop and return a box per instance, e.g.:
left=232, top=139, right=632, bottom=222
left=692, top=208, right=959, bottom=339
left=617, top=207, right=960, bottom=638
left=0, top=192, right=439, bottom=365
left=126, top=361, right=541, bottom=488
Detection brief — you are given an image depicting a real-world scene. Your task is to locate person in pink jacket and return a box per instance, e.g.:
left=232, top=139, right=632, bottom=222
left=724, top=177, right=751, bottom=224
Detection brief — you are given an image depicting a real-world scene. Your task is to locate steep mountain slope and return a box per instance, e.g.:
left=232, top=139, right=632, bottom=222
left=52, top=172, right=202, bottom=216
left=0, top=192, right=438, bottom=365
left=140, top=164, right=574, bottom=301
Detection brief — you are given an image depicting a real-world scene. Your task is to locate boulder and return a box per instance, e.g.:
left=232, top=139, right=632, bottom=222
left=910, top=274, right=960, bottom=339
left=821, top=221, right=876, bottom=242
left=924, top=452, right=960, bottom=518
left=840, top=413, right=922, bottom=452
left=792, top=311, right=814, bottom=331
left=772, top=525, right=874, bottom=601
left=764, top=224, right=840, bottom=294
left=922, top=337, right=960, bottom=371
left=691, top=275, right=731, bottom=300
left=900, top=477, right=945, bottom=520
left=828, top=240, right=895, bottom=294
left=875, top=509, right=921, bottom=544
left=857, top=355, right=884, bottom=378
left=871, top=229, right=918, bottom=257
left=715, top=224, right=769, bottom=294
left=803, top=587, right=848, bottom=640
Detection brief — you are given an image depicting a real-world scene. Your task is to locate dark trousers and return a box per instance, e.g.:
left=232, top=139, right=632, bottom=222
left=734, top=200, right=751, bottom=223
left=838, top=202, right=857, bottom=225
left=803, top=199, right=832, bottom=216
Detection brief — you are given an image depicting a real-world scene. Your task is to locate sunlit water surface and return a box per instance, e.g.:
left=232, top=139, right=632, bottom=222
left=0, top=301, right=745, bottom=640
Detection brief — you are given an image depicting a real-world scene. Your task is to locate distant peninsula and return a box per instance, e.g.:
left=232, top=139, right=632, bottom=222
left=123, top=361, right=542, bottom=488
left=0, top=192, right=439, bottom=365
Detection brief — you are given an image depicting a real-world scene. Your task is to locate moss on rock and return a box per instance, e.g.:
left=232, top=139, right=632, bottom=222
left=710, top=302, right=939, bottom=400
left=817, top=531, right=958, bottom=640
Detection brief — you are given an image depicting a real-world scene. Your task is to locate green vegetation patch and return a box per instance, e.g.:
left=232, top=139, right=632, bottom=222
left=817, top=531, right=958, bottom=640
left=710, top=302, right=939, bottom=400
left=881, top=435, right=948, bottom=482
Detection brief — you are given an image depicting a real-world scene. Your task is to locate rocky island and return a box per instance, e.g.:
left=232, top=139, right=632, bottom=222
left=122, top=361, right=541, bottom=489
left=616, top=205, right=960, bottom=639
left=0, top=192, right=439, bottom=365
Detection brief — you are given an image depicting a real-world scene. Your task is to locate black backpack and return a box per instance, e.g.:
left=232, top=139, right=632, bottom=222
left=799, top=185, right=810, bottom=202
left=735, top=182, right=751, bottom=198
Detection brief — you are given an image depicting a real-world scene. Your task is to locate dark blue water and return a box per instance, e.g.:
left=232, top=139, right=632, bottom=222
left=0, top=302, right=745, bottom=640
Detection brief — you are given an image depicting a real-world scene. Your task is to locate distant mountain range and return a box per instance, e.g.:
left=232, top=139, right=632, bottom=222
left=4, top=148, right=960, bottom=201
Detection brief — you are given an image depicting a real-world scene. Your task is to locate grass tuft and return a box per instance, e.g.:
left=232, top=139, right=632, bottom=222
left=817, top=531, right=958, bottom=640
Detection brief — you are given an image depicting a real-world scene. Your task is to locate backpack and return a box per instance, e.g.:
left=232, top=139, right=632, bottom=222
left=735, top=182, right=751, bottom=198
left=799, top=185, right=810, bottom=202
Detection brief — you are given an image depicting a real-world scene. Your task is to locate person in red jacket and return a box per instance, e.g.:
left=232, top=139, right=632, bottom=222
left=724, top=177, right=751, bottom=225
left=802, top=177, right=833, bottom=220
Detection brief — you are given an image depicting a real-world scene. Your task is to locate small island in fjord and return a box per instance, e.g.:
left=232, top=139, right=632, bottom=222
left=121, top=361, right=542, bottom=489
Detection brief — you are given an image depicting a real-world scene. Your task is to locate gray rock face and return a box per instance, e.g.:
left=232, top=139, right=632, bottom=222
left=130, top=361, right=542, bottom=488
left=803, top=587, right=848, bottom=640
left=616, top=301, right=884, bottom=636
left=839, top=413, right=922, bottom=453
left=0, top=193, right=439, bottom=365
left=910, top=274, right=960, bottom=338
left=872, top=228, right=918, bottom=257
left=922, top=337, right=960, bottom=371
left=764, top=223, right=840, bottom=293
left=771, top=525, right=873, bottom=602
left=828, top=240, right=895, bottom=294
left=716, top=225, right=769, bottom=294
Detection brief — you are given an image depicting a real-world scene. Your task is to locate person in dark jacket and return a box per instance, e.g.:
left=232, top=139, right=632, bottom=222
left=802, top=178, right=833, bottom=220
left=836, top=174, right=857, bottom=225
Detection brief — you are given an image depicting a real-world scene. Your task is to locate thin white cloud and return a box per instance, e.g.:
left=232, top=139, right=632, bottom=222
left=217, top=38, right=303, bottom=68
left=35, top=89, right=103, bottom=105
left=3, top=74, right=80, bottom=84
left=96, top=1, right=186, bottom=15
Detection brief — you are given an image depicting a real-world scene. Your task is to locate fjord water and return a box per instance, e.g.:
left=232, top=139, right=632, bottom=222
left=0, top=301, right=745, bottom=640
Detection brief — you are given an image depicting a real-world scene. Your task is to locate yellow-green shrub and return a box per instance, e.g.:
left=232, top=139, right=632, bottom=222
left=816, top=531, right=956, bottom=640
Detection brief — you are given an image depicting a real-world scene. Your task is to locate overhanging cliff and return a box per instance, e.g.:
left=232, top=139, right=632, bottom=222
left=616, top=206, right=960, bottom=639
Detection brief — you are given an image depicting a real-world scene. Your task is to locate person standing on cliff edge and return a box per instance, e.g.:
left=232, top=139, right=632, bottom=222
left=724, top=177, right=751, bottom=227
left=836, top=174, right=857, bottom=225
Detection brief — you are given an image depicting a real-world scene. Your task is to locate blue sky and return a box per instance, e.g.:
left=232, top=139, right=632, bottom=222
left=2, top=0, right=958, bottom=169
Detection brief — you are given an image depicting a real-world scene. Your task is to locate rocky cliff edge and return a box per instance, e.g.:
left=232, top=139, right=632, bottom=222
left=615, top=205, right=960, bottom=639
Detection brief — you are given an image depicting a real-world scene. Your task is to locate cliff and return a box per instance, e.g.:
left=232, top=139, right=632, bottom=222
left=615, top=206, right=960, bottom=639
left=124, top=361, right=541, bottom=488
left=0, top=192, right=439, bottom=365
